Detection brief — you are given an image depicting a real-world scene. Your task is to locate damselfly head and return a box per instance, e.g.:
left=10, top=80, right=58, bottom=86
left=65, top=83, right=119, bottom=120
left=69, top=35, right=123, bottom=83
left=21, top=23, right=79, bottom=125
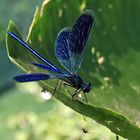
left=82, top=83, right=91, bottom=93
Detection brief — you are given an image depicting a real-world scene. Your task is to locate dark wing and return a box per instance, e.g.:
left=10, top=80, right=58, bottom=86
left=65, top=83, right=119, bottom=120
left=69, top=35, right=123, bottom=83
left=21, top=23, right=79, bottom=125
left=68, top=10, right=93, bottom=73
left=32, top=62, right=61, bottom=73
left=13, top=73, right=51, bottom=82
left=54, top=10, right=93, bottom=74
left=13, top=73, right=66, bottom=82
left=54, top=28, right=72, bottom=73
left=8, top=32, right=62, bottom=74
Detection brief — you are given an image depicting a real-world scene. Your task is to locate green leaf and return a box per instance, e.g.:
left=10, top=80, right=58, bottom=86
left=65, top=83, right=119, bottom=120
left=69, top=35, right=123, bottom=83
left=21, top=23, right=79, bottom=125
left=6, top=21, right=31, bottom=71
left=6, top=0, right=140, bottom=139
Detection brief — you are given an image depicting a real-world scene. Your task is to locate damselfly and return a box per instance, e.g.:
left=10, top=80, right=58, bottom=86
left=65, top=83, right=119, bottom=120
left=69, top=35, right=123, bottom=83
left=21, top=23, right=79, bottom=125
left=8, top=9, right=94, bottom=100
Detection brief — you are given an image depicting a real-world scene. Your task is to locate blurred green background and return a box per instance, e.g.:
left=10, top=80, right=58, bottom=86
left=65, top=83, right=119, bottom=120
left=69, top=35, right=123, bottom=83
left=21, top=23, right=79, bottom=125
left=1, top=0, right=139, bottom=140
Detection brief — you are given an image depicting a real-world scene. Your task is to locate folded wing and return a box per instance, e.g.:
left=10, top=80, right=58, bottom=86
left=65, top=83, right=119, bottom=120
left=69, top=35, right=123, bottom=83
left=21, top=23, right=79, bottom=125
left=13, top=73, right=66, bottom=82
left=68, top=10, right=94, bottom=73
left=55, top=10, right=93, bottom=74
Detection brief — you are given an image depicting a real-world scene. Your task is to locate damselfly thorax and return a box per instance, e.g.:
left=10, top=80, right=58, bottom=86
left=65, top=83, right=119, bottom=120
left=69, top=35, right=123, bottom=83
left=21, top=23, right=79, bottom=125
left=61, top=74, right=91, bottom=93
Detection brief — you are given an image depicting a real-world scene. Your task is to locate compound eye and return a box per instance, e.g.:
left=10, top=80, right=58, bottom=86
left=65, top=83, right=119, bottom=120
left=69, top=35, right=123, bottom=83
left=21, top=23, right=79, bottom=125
left=83, top=83, right=91, bottom=93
